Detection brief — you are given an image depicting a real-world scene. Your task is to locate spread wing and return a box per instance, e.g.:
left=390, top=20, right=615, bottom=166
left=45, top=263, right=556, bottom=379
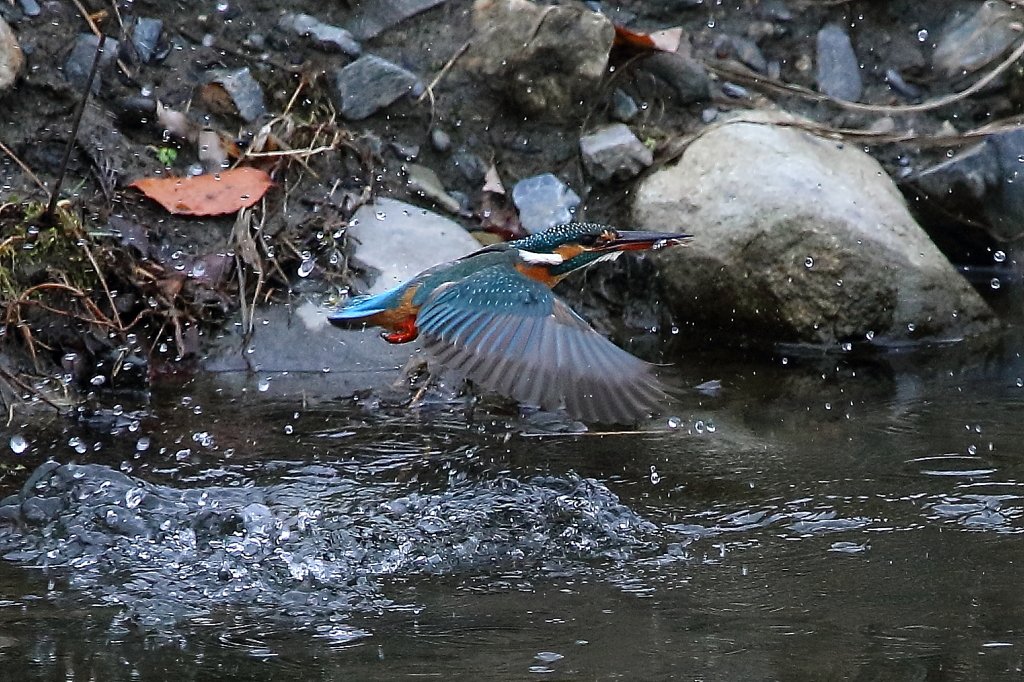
left=415, top=265, right=667, bottom=423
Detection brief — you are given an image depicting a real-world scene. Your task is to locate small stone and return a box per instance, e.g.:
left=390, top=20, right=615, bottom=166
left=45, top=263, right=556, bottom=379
left=756, top=0, right=792, bottom=22
left=721, top=82, right=749, bottom=98
left=640, top=52, right=711, bottom=104
left=129, top=17, right=163, bottom=63
left=19, top=0, right=41, bottom=17
left=867, top=116, right=895, bottom=134
left=348, top=0, right=446, bottom=40
left=431, top=128, right=452, bottom=152
left=701, top=107, right=719, bottom=123
left=406, top=163, right=462, bottom=214
left=730, top=35, right=768, bottom=73
left=279, top=13, right=361, bottom=56
left=884, top=68, right=921, bottom=100
left=64, top=33, right=119, bottom=93
left=579, top=123, right=653, bottom=182
left=202, top=67, right=267, bottom=122
left=511, top=173, right=581, bottom=233
left=0, top=16, right=23, bottom=93
left=933, top=0, right=1020, bottom=77
left=816, top=24, right=862, bottom=102
left=451, top=151, right=488, bottom=184
left=611, top=88, right=639, bottom=123
left=334, top=55, right=421, bottom=121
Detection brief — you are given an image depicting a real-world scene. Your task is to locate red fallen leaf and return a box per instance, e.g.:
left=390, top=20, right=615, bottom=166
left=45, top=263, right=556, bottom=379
left=129, top=167, right=273, bottom=216
left=613, top=25, right=682, bottom=53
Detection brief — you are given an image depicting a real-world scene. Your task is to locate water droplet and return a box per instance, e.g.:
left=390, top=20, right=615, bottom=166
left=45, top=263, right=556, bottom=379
left=90, top=375, right=106, bottom=386
left=297, top=259, right=315, bottom=278
left=841, top=342, right=852, bottom=352
left=917, top=28, right=929, bottom=42
left=9, top=435, right=28, bottom=454
left=706, top=421, right=716, bottom=433
left=69, top=436, right=87, bottom=454
left=907, top=323, right=916, bottom=332
left=1017, top=378, right=1024, bottom=388
left=284, top=424, right=294, bottom=435
left=825, top=402, right=832, bottom=410
left=694, top=420, right=705, bottom=434
left=781, top=357, right=789, bottom=365
left=136, top=437, right=151, bottom=451
left=994, top=250, right=1007, bottom=263
left=649, top=466, right=660, bottom=485
left=991, top=278, right=1001, bottom=290
left=375, top=210, right=387, bottom=221
left=865, top=330, right=875, bottom=341
left=191, top=261, right=207, bottom=278
left=968, top=444, right=977, bottom=455
left=804, top=257, right=813, bottom=268
left=112, top=404, right=123, bottom=416
left=258, top=377, right=271, bottom=392
left=125, top=487, right=144, bottom=509
left=175, top=448, right=191, bottom=461
left=666, top=416, right=681, bottom=429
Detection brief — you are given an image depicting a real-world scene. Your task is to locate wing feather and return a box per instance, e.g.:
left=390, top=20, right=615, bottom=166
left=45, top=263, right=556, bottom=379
left=416, top=264, right=667, bottom=423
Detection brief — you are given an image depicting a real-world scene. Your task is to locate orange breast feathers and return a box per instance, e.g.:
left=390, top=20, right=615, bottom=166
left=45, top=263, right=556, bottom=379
left=368, top=282, right=419, bottom=333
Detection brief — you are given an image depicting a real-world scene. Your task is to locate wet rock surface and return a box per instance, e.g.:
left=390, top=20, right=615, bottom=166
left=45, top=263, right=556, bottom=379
left=636, top=111, right=998, bottom=345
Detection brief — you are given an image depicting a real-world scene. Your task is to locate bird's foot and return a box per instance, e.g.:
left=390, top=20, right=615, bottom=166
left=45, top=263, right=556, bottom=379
left=381, top=318, right=419, bottom=344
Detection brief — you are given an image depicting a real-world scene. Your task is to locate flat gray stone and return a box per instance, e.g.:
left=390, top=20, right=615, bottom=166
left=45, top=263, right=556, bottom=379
left=205, top=67, right=267, bottom=122
left=639, top=52, right=711, bottom=104
left=580, top=123, right=653, bottom=183
left=348, top=0, right=445, bottom=40
left=65, top=33, right=119, bottom=93
left=347, top=197, right=480, bottom=293
left=334, top=55, right=421, bottom=121
left=816, top=24, right=861, bottom=102
left=279, top=13, right=361, bottom=56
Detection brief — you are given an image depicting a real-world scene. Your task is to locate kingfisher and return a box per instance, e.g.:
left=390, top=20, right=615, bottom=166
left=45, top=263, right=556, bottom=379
left=329, top=222, right=692, bottom=423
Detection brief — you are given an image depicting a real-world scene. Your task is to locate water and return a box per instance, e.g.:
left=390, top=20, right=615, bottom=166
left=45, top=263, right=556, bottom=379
left=2, top=327, right=1024, bottom=680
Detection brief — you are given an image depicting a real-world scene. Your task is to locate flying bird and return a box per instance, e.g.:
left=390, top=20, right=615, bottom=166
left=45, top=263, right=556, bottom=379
left=329, top=222, right=691, bottom=423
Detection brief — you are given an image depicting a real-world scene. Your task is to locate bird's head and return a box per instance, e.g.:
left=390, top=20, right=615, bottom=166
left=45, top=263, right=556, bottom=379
left=509, top=222, right=692, bottom=277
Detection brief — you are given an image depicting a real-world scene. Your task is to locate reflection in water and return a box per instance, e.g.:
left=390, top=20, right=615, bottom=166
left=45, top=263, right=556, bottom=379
left=2, top=331, right=1024, bottom=680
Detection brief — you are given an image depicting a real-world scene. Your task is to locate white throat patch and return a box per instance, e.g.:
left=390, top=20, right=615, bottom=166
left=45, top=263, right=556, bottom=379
left=518, top=250, right=565, bottom=265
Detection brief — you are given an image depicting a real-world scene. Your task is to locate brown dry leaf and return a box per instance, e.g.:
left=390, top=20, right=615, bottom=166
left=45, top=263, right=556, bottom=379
left=613, top=25, right=682, bottom=53
left=130, top=167, right=273, bottom=216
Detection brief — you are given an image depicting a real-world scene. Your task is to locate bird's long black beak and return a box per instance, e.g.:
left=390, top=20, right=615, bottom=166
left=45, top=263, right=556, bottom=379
left=600, top=230, right=694, bottom=252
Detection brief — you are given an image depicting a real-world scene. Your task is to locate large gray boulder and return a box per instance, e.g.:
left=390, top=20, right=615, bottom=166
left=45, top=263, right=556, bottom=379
left=633, top=111, right=997, bottom=346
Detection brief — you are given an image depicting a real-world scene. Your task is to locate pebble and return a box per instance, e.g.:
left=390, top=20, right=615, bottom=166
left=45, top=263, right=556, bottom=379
left=815, top=24, right=862, bottom=102
left=279, top=13, right=361, bottom=57
left=334, top=55, right=421, bottom=120
left=641, top=52, right=711, bottom=104
left=511, top=173, right=581, bottom=233
left=430, top=128, right=451, bottom=152
left=405, top=163, right=462, bottom=214
left=18, top=0, right=40, bottom=17
left=64, top=33, right=119, bottom=93
left=203, top=67, right=267, bottom=122
left=348, top=0, right=445, bottom=40
left=721, top=82, right=749, bottom=98
left=451, top=151, right=488, bottom=184
left=730, top=36, right=768, bottom=73
left=701, top=108, right=719, bottom=124
left=129, top=17, right=163, bottom=64
left=933, top=0, right=1020, bottom=77
left=579, top=123, right=653, bottom=182
left=611, top=88, right=639, bottom=123
left=0, top=16, right=23, bottom=93
left=884, top=68, right=921, bottom=100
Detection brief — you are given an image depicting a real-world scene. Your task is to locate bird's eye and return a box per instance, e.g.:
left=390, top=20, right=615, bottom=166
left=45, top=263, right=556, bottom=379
left=578, top=234, right=599, bottom=246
